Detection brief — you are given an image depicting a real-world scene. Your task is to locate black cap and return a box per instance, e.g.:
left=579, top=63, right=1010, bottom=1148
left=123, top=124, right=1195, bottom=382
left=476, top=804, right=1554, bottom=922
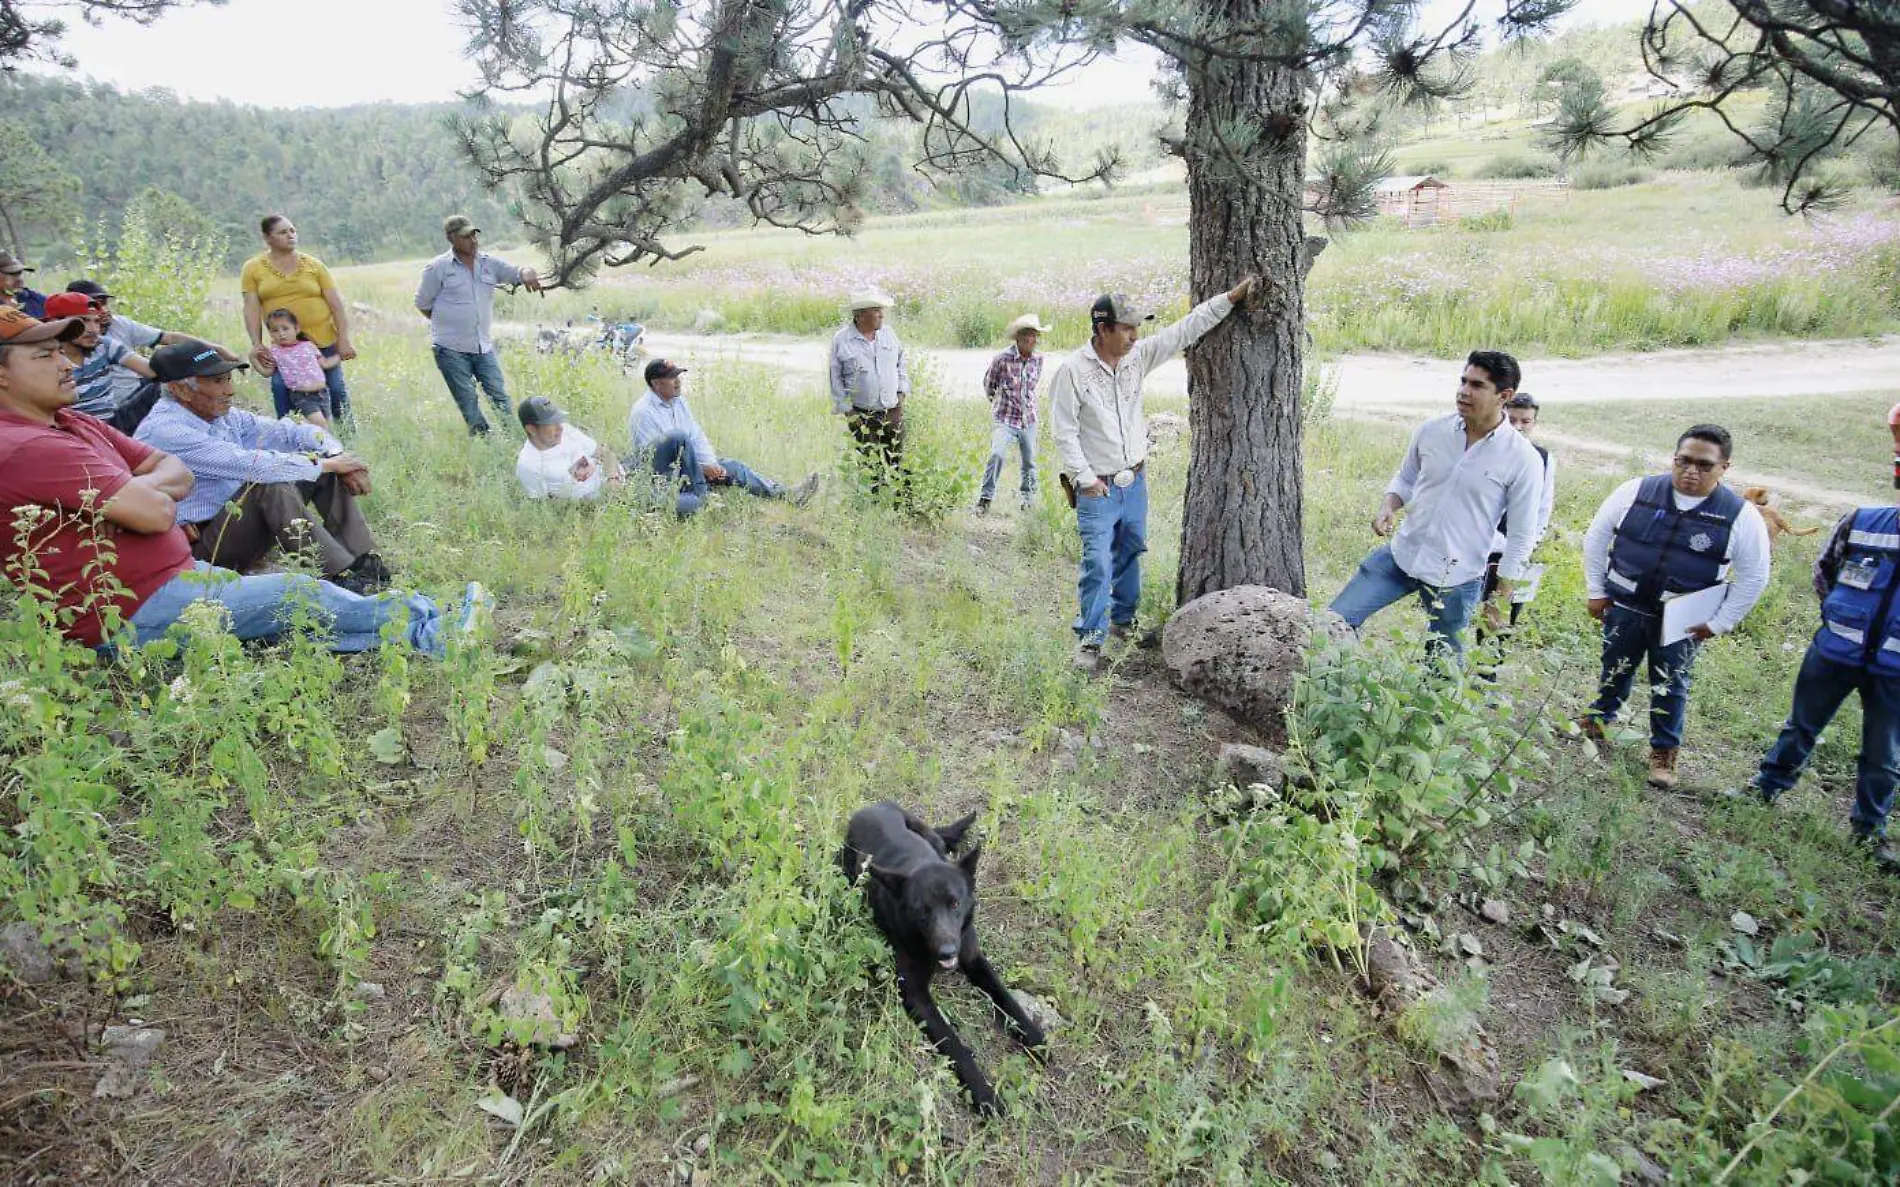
left=150, top=339, right=250, bottom=383
left=643, top=358, right=687, bottom=385
left=517, top=396, right=566, bottom=428
left=1089, top=292, right=1155, bottom=329
left=65, top=279, right=113, bottom=300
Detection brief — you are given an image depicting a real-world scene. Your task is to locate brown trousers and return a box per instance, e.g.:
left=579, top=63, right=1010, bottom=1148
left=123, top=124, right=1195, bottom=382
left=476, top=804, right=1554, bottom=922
left=846, top=404, right=905, bottom=489
left=191, top=474, right=375, bottom=577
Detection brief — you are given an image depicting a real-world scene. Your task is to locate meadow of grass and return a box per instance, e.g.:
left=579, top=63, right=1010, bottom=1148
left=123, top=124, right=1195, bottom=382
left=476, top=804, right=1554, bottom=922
left=3, top=293, right=1897, bottom=1183
left=1538, top=391, right=1900, bottom=503
left=337, top=171, right=1900, bottom=364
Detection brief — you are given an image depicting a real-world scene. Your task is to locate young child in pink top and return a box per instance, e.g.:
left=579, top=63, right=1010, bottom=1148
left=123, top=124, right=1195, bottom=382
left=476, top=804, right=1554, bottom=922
left=266, top=308, right=339, bottom=428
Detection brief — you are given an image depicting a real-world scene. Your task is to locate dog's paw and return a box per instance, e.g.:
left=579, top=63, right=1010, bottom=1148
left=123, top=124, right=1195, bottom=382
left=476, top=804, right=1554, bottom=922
left=968, top=1081, right=1002, bottom=1117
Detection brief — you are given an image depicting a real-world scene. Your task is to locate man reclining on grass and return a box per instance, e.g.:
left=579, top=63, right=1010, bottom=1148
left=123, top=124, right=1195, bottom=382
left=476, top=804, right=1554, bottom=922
left=630, top=358, right=819, bottom=518
left=0, top=308, right=485, bottom=656
left=515, top=396, right=627, bottom=500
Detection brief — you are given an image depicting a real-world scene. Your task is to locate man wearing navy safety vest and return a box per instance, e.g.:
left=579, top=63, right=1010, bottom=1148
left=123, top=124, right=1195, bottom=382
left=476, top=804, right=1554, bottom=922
left=1580, top=424, right=1769, bottom=790
left=1726, top=503, right=1900, bottom=873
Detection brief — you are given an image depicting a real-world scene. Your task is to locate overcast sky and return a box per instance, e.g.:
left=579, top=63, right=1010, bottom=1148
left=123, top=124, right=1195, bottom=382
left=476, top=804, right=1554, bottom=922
left=38, top=0, right=1659, bottom=111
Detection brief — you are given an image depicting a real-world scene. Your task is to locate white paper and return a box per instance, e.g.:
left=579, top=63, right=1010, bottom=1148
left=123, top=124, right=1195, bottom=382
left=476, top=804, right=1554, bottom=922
left=1662, top=584, right=1729, bottom=645
left=1509, top=563, right=1545, bottom=605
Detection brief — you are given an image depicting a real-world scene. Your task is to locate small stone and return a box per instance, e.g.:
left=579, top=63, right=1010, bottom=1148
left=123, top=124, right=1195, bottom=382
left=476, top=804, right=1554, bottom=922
left=95, top=1025, right=166, bottom=1099
left=367, top=1066, right=390, bottom=1082
left=1730, top=911, right=1760, bottom=937
left=1457, top=933, right=1484, bottom=958
left=979, top=729, right=1019, bottom=747
left=1479, top=899, right=1510, bottom=925
left=355, top=981, right=386, bottom=1000
left=1013, top=991, right=1065, bottom=1034
left=1213, top=743, right=1284, bottom=793
left=692, top=1133, right=712, bottom=1157
left=1, top=922, right=58, bottom=986
left=498, top=983, right=578, bottom=1050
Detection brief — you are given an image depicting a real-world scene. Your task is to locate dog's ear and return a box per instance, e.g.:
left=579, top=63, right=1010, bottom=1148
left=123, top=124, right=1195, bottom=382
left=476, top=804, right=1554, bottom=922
left=957, top=844, right=982, bottom=886
left=868, top=864, right=908, bottom=896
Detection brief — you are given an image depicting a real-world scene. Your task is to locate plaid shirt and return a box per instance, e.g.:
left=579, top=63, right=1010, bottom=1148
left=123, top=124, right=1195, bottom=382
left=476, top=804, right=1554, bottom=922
left=984, top=348, right=1042, bottom=430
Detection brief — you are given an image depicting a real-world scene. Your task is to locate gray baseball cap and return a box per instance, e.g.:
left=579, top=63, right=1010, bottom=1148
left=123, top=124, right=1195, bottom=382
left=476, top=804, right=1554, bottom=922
left=1090, top=292, right=1155, bottom=328
left=517, top=396, right=566, bottom=427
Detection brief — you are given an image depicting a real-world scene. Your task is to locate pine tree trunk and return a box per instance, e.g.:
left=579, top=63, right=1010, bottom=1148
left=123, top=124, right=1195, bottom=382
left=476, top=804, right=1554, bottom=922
left=1176, top=48, right=1309, bottom=603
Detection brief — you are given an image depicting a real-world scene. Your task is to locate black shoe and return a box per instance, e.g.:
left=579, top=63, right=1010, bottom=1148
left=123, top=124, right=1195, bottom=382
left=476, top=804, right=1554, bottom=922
left=975, top=499, right=991, bottom=516
left=1853, top=832, right=1900, bottom=874
left=337, top=552, right=391, bottom=595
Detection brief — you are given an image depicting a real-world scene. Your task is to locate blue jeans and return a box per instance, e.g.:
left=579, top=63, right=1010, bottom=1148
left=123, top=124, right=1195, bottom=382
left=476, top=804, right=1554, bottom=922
left=1073, top=471, right=1148, bottom=643
left=1756, top=644, right=1900, bottom=838
left=432, top=345, right=511, bottom=434
left=980, top=424, right=1037, bottom=502
left=271, top=345, right=351, bottom=424
left=1587, top=602, right=1700, bottom=749
left=1329, top=545, right=1484, bottom=660
left=126, top=562, right=444, bottom=657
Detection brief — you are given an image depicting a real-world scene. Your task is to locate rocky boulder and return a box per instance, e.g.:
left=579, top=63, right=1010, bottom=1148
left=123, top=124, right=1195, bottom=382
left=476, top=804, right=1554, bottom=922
left=1162, top=586, right=1350, bottom=732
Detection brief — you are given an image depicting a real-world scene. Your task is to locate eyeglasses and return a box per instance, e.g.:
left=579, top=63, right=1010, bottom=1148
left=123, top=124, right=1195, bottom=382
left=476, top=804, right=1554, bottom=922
left=1672, top=455, right=1722, bottom=473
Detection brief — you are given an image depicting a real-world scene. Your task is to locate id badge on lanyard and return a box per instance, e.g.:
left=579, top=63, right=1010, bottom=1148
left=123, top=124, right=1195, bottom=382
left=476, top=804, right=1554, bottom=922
left=1840, top=556, right=1880, bottom=591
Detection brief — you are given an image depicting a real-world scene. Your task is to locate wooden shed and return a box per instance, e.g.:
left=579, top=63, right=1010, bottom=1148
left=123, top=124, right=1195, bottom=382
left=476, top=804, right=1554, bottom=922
left=1374, top=175, right=1451, bottom=226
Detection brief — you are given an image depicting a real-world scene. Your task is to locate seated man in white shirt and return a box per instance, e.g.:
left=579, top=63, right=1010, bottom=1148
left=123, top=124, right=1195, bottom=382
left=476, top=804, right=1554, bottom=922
left=1329, top=350, right=1544, bottom=663
left=629, top=359, right=818, bottom=517
left=515, top=396, right=626, bottom=499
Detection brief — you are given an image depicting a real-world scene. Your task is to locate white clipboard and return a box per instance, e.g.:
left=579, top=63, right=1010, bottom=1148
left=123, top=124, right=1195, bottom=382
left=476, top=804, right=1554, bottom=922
left=1662, top=584, right=1728, bottom=645
left=1509, top=563, right=1545, bottom=606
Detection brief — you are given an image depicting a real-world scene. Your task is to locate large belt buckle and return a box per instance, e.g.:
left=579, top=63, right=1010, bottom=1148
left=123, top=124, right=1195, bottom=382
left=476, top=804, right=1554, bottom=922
left=1113, top=468, right=1136, bottom=489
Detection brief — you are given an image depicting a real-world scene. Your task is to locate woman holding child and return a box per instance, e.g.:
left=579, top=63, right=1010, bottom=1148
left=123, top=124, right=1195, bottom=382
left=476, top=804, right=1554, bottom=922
left=241, top=214, right=357, bottom=424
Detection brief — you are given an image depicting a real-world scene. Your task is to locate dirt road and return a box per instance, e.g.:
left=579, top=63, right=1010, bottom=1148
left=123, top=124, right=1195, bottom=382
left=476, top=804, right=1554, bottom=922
left=639, top=330, right=1900, bottom=408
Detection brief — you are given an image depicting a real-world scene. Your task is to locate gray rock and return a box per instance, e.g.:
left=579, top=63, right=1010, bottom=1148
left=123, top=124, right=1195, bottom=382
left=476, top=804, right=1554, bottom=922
left=1213, top=743, right=1284, bottom=792
left=1479, top=899, right=1510, bottom=925
left=1, top=922, right=58, bottom=986
left=95, top=1025, right=165, bottom=1099
left=1013, top=991, right=1065, bottom=1034
left=1162, top=587, right=1351, bottom=732
left=498, top=983, right=579, bottom=1050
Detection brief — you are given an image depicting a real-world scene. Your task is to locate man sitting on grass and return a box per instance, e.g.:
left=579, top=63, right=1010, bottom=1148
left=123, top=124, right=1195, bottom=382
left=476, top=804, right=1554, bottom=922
left=516, top=396, right=626, bottom=500
left=630, top=358, right=819, bottom=518
left=0, top=309, right=484, bottom=656
left=135, top=340, right=390, bottom=595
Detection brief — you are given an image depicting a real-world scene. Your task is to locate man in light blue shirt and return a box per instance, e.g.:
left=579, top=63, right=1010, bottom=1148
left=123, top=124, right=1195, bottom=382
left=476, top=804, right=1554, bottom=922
left=135, top=339, right=389, bottom=593
left=828, top=290, right=908, bottom=492
left=630, top=359, right=818, bottom=517
left=1329, top=350, right=1543, bottom=662
left=414, top=215, right=541, bottom=436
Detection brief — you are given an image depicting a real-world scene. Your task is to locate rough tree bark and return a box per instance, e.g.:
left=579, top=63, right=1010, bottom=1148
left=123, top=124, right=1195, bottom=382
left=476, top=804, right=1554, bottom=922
left=1176, top=45, right=1310, bottom=603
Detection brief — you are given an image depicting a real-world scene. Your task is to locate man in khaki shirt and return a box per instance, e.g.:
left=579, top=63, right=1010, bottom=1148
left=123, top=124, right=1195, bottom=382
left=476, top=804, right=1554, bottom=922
left=1049, top=275, right=1257, bottom=672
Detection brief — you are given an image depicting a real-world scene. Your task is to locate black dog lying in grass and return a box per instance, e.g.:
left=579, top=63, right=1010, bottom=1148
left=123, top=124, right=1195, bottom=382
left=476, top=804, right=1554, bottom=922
left=838, top=800, right=1047, bottom=1115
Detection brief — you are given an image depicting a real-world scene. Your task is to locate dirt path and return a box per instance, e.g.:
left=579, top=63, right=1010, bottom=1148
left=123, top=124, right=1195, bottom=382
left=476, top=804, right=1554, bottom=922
left=604, top=328, right=1896, bottom=512
left=636, top=329, right=1900, bottom=407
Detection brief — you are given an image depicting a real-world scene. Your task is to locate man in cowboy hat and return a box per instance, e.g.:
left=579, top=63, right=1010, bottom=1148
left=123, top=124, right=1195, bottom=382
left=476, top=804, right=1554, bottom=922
left=976, top=313, right=1047, bottom=516
left=829, top=289, right=909, bottom=491
left=0, top=252, right=46, bottom=318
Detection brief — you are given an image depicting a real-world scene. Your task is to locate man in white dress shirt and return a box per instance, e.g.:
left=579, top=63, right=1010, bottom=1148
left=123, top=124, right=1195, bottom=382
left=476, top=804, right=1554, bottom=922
left=828, top=290, right=908, bottom=493
left=1330, top=351, right=1544, bottom=663
left=1579, top=423, right=1769, bottom=790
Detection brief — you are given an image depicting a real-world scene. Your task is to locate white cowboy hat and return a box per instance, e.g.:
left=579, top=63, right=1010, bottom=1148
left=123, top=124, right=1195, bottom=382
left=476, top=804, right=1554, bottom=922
left=1004, top=313, right=1047, bottom=336
left=848, top=289, right=894, bottom=312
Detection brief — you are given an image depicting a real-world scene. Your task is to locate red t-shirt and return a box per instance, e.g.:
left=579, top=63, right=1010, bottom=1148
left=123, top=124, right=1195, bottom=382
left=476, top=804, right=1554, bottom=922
left=0, top=407, right=194, bottom=645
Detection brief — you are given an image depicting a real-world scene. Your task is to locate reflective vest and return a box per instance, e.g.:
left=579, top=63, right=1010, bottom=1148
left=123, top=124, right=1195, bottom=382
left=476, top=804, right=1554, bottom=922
left=1814, top=506, right=1900, bottom=675
left=1604, top=475, right=1744, bottom=609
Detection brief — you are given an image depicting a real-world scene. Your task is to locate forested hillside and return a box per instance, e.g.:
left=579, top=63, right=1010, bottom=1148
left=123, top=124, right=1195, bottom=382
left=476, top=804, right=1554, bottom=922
left=0, top=75, right=518, bottom=266
left=0, top=73, right=1171, bottom=267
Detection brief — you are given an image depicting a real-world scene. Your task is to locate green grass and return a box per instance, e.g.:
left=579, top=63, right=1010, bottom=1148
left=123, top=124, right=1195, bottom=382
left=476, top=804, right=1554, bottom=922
left=330, top=169, right=1900, bottom=361
left=1537, top=391, right=1900, bottom=502
left=4, top=289, right=1898, bottom=1184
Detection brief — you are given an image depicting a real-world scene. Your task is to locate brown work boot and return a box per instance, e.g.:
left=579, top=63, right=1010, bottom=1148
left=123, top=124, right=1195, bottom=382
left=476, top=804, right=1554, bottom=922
left=1646, top=746, right=1680, bottom=791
